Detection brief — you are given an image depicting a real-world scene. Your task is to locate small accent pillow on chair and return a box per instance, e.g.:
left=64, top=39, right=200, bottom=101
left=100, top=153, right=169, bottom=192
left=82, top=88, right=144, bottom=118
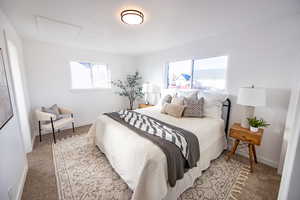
left=41, top=104, right=62, bottom=120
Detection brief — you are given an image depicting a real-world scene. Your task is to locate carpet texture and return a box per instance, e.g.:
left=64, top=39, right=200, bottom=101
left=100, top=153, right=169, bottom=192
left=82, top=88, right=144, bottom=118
left=22, top=126, right=281, bottom=200
left=52, top=133, right=250, bottom=200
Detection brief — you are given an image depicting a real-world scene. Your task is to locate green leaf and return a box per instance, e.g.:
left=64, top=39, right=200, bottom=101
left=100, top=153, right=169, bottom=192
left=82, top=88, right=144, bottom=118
left=111, top=71, right=144, bottom=107
left=247, top=117, right=270, bottom=128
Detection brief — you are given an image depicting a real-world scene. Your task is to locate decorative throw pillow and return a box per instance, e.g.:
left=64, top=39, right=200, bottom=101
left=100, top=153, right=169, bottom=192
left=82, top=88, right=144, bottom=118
left=41, top=104, right=61, bottom=120
left=177, top=91, right=198, bottom=100
left=199, top=91, right=228, bottom=119
left=161, top=103, right=185, bottom=118
left=161, top=94, right=172, bottom=106
left=157, top=89, right=177, bottom=106
left=161, top=103, right=168, bottom=114
left=183, top=97, right=204, bottom=117
left=171, top=97, right=184, bottom=105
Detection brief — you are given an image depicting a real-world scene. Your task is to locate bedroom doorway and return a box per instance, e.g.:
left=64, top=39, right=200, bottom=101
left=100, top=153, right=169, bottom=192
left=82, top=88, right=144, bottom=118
left=5, top=34, right=32, bottom=152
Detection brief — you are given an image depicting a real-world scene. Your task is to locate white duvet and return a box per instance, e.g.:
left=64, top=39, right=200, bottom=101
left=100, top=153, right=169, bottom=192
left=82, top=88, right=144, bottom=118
left=88, top=106, right=227, bottom=200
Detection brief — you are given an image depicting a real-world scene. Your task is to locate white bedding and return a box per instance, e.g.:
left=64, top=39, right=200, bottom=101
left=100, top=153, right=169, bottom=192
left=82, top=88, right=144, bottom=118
left=89, top=106, right=227, bottom=200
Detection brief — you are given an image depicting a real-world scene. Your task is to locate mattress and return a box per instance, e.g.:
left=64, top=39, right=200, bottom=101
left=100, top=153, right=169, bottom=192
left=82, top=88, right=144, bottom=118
left=91, top=106, right=227, bottom=200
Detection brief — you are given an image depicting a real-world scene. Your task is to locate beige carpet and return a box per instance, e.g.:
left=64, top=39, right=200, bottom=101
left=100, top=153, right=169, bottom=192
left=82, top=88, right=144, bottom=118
left=22, top=126, right=281, bottom=200
left=52, top=133, right=250, bottom=200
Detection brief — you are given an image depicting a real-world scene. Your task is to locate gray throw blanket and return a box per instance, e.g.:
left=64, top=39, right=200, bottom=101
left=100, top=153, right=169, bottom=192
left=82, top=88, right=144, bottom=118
left=104, top=110, right=200, bottom=187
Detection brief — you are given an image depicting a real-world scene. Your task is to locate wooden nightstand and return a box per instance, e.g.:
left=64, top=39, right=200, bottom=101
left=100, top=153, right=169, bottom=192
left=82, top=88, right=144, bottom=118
left=226, top=123, right=264, bottom=172
left=138, top=104, right=154, bottom=109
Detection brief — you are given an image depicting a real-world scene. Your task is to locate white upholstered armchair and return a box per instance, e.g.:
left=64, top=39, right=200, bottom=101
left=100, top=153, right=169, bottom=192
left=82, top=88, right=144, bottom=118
left=35, top=107, right=75, bottom=143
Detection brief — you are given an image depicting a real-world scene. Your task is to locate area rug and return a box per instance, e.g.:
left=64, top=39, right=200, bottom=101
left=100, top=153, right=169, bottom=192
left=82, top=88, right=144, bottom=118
left=53, top=134, right=250, bottom=200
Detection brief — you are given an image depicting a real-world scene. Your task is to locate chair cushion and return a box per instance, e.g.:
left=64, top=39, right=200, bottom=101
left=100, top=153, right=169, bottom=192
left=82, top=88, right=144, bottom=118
left=41, top=117, right=74, bottom=130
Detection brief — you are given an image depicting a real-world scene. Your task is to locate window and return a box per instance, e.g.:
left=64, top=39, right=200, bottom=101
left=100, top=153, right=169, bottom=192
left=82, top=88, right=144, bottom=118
left=167, top=56, right=227, bottom=90
left=168, top=60, right=192, bottom=89
left=70, top=61, right=111, bottom=89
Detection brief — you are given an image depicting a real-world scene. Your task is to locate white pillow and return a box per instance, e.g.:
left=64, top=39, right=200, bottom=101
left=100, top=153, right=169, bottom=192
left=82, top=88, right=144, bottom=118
left=176, top=90, right=198, bottom=100
left=157, top=89, right=177, bottom=106
left=199, top=90, right=228, bottom=119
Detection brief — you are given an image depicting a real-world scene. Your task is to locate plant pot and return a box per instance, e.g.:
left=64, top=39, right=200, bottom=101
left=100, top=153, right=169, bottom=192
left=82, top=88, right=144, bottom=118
left=250, top=126, right=259, bottom=132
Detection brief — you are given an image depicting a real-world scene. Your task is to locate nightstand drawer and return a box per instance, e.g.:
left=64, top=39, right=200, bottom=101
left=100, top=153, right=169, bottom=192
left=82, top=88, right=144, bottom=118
left=229, top=129, right=262, bottom=145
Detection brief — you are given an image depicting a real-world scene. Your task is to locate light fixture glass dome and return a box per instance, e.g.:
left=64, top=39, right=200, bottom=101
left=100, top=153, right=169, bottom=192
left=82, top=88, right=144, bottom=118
left=121, top=10, right=144, bottom=25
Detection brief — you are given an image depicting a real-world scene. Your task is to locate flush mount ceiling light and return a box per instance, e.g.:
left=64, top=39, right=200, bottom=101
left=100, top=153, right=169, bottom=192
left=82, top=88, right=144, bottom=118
left=121, top=9, right=144, bottom=25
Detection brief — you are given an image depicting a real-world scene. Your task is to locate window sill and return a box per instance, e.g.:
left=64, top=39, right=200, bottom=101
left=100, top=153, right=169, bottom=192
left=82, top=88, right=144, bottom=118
left=70, top=88, right=112, bottom=93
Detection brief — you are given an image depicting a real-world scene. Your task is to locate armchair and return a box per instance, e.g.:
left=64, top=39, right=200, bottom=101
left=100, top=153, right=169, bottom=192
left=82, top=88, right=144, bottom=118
left=35, top=107, right=75, bottom=143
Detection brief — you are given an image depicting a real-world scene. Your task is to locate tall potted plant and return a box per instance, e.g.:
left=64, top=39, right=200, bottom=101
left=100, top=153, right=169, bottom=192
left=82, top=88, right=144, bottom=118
left=112, top=72, right=144, bottom=110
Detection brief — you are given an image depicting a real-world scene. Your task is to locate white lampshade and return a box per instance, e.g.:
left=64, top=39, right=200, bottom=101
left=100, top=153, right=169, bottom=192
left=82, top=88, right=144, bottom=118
left=142, top=83, right=150, bottom=93
left=237, top=86, right=266, bottom=107
left=143, top=83, right=160, bottom=93
left=148, top=84, right=160, bottom=93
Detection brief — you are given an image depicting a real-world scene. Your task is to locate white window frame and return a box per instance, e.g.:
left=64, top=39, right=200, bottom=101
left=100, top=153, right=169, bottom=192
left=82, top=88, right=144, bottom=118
left=166, top=56, right=228, bottom=90
left=69, top=60, right=111, bottom=91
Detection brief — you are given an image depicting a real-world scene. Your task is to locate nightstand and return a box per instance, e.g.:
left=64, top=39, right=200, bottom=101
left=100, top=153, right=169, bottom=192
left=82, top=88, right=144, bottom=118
left=138, top=104, right=154, bottom=109
left=226, top=123, right=264, bottom=172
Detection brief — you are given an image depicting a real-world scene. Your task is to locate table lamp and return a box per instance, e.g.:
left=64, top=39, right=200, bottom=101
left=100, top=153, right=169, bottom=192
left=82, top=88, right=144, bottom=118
left=142, top=83, right=150, bottom=104
left=142, top=83, right=160, bottom=104
left=237, top=86, right=266, bottom=128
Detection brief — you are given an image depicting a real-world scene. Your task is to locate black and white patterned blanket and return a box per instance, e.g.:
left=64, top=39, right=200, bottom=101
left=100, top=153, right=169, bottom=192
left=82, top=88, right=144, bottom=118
left=104, top=110, right=200, bottom=187
left=119, top=110, right=189, bottom=159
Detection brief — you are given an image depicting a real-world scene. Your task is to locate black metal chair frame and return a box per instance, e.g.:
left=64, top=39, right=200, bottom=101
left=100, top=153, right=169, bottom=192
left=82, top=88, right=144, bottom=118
left=38, top=113, right=75, bottom=143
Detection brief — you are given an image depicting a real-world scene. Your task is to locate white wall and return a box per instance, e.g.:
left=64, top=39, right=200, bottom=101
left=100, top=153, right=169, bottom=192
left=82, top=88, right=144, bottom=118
left=23, top=39, right=137, bottom=134
left=0, top=10, right=28, bottom=200
left=136, top=13, right=300, bottom=168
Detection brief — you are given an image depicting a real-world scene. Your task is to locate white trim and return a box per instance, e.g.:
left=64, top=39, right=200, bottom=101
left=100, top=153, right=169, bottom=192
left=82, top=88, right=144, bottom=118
left=30, top=135, right=36, bottom=151
left=227, top=144, right=278, bottom=168
left=235, top=151, right=278, bottom=168
left=16, top=161, right=28, bottom=200
left=278, top=87, right=300, bottom=200
left=69, top=88, right=112, bottom=93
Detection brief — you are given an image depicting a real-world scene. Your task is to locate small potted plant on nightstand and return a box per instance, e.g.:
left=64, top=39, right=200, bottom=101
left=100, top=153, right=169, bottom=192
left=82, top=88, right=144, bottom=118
left=247, top=117, right=270, bottom=132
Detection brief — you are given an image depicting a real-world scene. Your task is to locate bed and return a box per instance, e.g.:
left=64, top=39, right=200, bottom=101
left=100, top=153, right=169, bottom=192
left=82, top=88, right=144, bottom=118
left=89, top=98, right=231, bottom=200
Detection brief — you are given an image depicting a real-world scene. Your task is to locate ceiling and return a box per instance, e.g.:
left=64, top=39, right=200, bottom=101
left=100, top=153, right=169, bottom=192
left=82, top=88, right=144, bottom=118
left=0, top=0, right=299, bottom=55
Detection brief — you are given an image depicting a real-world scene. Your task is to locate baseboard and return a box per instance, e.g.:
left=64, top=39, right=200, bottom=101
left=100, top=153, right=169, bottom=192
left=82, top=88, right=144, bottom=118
left=236, top=151, right=278, bottom=168
left=16, top=161, right=28, bottom=200
left=30, top=135, right=36, bottom=152
left=226, top=142, right=278, bottom=168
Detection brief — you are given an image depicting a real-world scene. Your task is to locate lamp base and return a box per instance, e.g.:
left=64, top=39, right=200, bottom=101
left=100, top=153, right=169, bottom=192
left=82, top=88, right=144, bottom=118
left=144, top=94, right=149, bottom=105
left=241, top=106, right=255, bottom=128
